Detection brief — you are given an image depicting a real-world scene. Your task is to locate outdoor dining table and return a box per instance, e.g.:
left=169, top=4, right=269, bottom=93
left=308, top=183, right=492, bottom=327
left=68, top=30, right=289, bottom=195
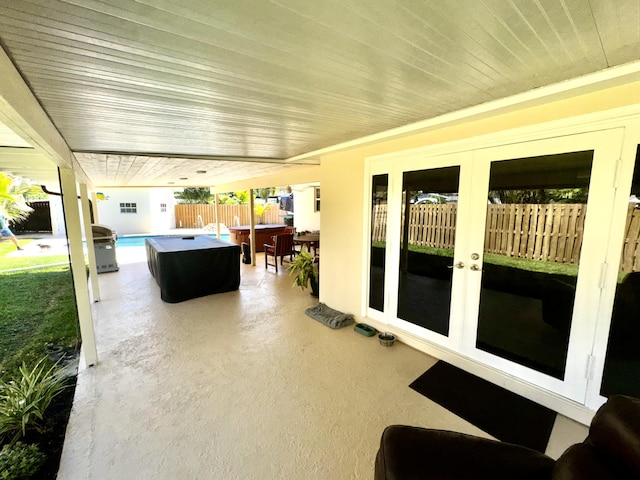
left=294, top=234, right=320, bottom=256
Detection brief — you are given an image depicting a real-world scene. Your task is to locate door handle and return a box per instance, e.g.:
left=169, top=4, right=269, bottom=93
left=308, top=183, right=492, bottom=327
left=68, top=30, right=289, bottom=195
left=470, top=264, right=482, bottom=271
left=447, top=261, right=465, bottom=269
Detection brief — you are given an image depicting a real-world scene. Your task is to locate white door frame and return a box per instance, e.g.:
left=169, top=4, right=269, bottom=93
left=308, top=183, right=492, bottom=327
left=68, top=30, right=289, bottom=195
left=584, top=120, right=640, bottom=410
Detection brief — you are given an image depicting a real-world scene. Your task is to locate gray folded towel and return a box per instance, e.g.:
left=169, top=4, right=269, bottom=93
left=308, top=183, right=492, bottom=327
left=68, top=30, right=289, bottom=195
left=305, top=302, right=355, bottom=329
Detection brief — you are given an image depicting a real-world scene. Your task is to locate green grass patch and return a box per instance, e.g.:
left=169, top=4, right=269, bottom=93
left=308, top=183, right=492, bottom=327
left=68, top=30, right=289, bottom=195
left=373, top=241, right=581, bottom=277
left=0, top=265, right=79, bottom=379
left=482, top=253, right=579, bottom=277
left=0, top=238, right=69, bottom=272
left=377, top=242, right=634, bottom=282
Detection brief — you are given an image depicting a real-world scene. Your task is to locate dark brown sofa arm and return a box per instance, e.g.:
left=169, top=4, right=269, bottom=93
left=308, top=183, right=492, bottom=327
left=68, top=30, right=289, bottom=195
left=375, top=425, right=554, bottom=480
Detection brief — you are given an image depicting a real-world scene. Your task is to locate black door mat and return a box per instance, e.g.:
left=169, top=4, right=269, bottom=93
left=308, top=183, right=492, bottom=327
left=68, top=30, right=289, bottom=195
left=409, top=361, right=556, bottom=452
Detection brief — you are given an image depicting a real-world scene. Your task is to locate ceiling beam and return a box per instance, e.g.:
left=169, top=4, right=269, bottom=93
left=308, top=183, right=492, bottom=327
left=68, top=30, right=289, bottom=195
left=213, top=165, right=321, bottom=193
left=0, top=45, right=93, bottom=187
left=71, top=150, right=294, bottom=165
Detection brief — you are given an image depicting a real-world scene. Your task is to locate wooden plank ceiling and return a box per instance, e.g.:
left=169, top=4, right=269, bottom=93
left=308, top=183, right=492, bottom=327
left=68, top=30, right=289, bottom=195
left=0, top=0, right=639, bottom=187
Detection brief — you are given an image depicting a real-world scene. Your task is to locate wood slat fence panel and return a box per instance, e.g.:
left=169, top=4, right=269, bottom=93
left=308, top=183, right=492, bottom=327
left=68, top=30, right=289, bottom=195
left=622, top=205, right=640, bottom=272
left=175, top=204, right=284, bottom=229
left=370, top=203, right=640, bottom=272
left=371, top=204, right=387, bottom=241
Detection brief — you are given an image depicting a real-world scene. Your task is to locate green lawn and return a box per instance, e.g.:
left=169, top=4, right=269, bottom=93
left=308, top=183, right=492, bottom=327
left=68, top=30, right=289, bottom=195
left=0, top=238, right=69, bottom=271
left=373, top=241, right=630, bottom=283
left=0, top=239, right=79, bottom=379
left=373, top=241, right=581, bottom=276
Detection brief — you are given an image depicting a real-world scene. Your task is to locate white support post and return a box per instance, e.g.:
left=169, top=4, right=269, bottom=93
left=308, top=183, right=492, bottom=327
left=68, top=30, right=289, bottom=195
left=59, top=168, right=98, bottom=366
left=249, top=189, right=256, bottom=266
left=214, top=193, right=221, bottom=239
left=91, top=191, right=100, bottom=224
left=80, top=184, right=100, bottom=302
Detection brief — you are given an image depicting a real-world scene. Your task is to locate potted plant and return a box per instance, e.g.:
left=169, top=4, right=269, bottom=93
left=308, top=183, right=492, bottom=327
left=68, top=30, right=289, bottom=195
left=288, top=246, right=319, bottom=296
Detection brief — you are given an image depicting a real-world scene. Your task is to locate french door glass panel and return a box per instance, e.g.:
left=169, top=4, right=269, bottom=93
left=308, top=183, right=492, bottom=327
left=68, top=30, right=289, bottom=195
left=476, top=152, right=593, bottom=380
left=396, top=166, right=460, bottom=337
left=369, top=174, right=388, bottom=312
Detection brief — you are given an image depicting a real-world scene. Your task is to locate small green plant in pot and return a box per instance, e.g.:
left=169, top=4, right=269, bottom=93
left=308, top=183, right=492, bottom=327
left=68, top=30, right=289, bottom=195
left=288, top=246, right=319, bottom=296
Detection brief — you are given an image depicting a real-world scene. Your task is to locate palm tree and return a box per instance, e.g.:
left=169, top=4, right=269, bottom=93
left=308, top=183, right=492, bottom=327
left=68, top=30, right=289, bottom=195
left=0, top=172, right=42, bottom=222
left=173, top=187, right=213, bottom=204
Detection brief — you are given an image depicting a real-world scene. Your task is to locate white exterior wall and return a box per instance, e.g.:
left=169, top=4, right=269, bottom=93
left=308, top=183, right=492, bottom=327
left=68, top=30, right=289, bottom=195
left=293, top=185, right=321, bottom=232
left=96, top=188, right=177, bottom=234
left=149, top=188, right=176, bottom=232
left=96, top=188, right=152, bottom=234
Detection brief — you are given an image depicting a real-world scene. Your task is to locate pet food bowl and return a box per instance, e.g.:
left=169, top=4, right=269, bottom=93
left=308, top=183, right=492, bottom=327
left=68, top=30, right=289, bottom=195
left=378, top=332, right=396, bottom=347
left=354, top=323, right=376, bottom=337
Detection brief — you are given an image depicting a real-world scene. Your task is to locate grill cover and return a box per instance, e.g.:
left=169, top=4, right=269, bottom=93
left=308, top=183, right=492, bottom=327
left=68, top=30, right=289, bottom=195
left=91, top=224, right=117, bottom=243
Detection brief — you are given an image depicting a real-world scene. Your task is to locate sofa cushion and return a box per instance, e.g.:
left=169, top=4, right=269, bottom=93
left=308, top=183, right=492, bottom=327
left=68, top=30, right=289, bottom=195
left=552, top=443, right=620, bottom=480
left=587, top=395, right=640, bottom=477
left=375, top=425, right=554, bottom=480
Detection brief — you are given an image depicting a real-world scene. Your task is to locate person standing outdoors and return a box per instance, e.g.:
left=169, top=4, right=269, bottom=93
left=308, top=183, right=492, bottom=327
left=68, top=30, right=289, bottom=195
left=0, top=215, right=22, bottom=250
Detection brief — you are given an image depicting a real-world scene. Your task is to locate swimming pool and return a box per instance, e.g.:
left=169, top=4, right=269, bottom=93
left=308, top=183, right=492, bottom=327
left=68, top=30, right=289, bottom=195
left=116, top=234, right=230, bottom=247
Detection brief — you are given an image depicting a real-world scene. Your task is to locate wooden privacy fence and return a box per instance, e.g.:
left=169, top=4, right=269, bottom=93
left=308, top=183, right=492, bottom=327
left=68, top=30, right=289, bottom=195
left=175, top=204, right=284, bottom=229
left=484, top=203, right=586, bottom=264
left=371, top=203, right=388, bottom=241
left=622, top=205, right=640, bottom=272
left=406, top=203, right=457, bottom=250
left=372, top=203, right=640, bottom=272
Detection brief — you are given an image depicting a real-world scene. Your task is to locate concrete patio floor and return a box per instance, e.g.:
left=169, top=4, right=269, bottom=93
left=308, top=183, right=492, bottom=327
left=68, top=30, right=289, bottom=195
left=56, top=245, right=587, bottom=479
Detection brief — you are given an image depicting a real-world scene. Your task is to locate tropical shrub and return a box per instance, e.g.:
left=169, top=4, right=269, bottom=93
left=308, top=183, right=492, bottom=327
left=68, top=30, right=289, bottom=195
left=173, top=187, right=213, bottom=204
left=0, top=172, right=44, bottom=223
left=254, top=202, right=272, bottom=223
left=0, top=358, right=67, bottom=445
left=0, top=442, right=46, bottom=480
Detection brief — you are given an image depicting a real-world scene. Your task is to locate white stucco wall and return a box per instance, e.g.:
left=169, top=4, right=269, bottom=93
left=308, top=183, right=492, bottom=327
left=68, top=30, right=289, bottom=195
left=96, top=188, right=177, bottom=234
left=292, top=185, right=320, bottom=232
left=96, top=188, right=152, bottom=234
left=149, top=188, right=177, bottom=232
left=318, top=154, right=365, bottom=317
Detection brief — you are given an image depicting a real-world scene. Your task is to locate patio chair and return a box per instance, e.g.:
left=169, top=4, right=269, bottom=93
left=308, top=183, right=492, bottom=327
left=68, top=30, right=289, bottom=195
left=264, top=233, right=295, bottom=272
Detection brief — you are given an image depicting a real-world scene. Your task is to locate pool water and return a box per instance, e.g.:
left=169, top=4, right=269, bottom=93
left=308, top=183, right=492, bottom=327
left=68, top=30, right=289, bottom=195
left=116, top=234, right=230, bottom=247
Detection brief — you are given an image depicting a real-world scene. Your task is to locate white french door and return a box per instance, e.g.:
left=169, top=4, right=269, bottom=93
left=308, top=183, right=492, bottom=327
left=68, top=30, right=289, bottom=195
left=368, top=128, right=624, bottom=402
left=367, top=151, right=474, bottom=353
